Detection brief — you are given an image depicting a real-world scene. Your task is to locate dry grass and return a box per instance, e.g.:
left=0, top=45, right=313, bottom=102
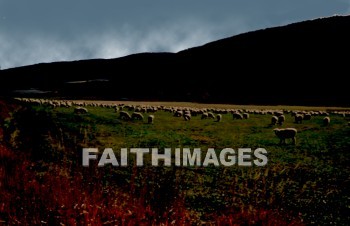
left=66, top=100, right=350, bottom=111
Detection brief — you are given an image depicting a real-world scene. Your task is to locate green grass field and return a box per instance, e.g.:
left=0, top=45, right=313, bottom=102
left=1, top=100, right=349, bottom=225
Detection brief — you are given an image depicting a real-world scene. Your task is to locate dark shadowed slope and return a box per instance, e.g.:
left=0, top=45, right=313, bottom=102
left=0, top=15, right=349, bottom=106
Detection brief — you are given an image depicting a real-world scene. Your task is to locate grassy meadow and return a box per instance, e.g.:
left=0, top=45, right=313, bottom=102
left=0, top=99, right=349, bottom=225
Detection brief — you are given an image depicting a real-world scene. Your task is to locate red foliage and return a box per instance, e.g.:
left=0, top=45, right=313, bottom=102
left=0, top=146, right=305, bottom=225
left=0, top=144, right=194, bottom=225
left=215, top=209, right=304, bottom=226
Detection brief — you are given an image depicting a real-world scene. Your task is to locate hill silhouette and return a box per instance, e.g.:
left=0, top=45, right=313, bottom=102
left=1, top=15, right=349, bottom=106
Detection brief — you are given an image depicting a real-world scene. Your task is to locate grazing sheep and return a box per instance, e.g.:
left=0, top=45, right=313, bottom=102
left=274, top=111, right=283, bottom=117
left=303, top=114, right=312, bottom=120
left=323, top=117, right=330, bottom=126
left=201, top=113, right=209, bottom=119
left=183, top=113, right=191, bottom=121
left=191, top=110, right=199, bottom=116
left=232, top=113, right=243, bottom=120
left=148, top=115, right=155, bottom=124
left=64, top=101, right=72, bottom=108
left=208, top=112, right=215, bottom=119
left=295, top=114, right=303, bottom=124
left=216, top=114, right=222, bottom=122
left=132, top=112, right=144, bottom=120
left=184, top=110, right=191, bottom=115
left=271, top=116, right=278, bottom=125
left=74, top=107, right=88, bottom=114
left=243, top=113, right=249, bottom=119
left=278, top=115, right=285, bottom=125
left=119, top=111, right=132, bottom=120
left=274, top=128, right=297, bottom=145
left=174, top=111, right=183, bottom=117
left=147, top=107, right=157, bottom=113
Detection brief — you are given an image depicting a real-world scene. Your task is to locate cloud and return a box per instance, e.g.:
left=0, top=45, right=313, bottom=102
left=0, top=27, right=206, bottom=69
left=0, top=19, right=250, bottom=70
left=347, top=0, right=350, bottom=13
left=334, top=0, right=350, bottom=14
left=0, top=34, right=85, bottom=69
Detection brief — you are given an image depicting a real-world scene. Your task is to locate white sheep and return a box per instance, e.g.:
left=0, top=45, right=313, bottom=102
left=184, top=110, right=191, bottom=115
left=303, top=113, right=312, bottom=120
left=232, top=113, right=243, bottom=120
left=208, top=112, right=215, bottom=119
left=174, top=111, right=183, bottom=117
left=216, top=114, right=222, bottom=122
left=294, top=114, right=303, bottom=124
left=119, top=111, right=132, bottom=121
left=183, top=113, right=191, bottom=121
left=148, top=115, right=155, bottom=124
left=271, top=116, right=278, bottom=125
left=278, top=115, right=285, bottom=125
left=132, top=112, right=144, bottom=120
left=74, top=107, right=88, bottom=114
left=274, top=111, right=283, bottom=117
left=274, top=128, right=297, bottom=145
left=243, top=113, right=249, bottom=119
left=323, top=117, right=330, bottom=126
left=201, top=113, right=209, bottom=119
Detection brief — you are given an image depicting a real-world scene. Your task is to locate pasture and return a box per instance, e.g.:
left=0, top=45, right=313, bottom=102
left=0, top=99, right=349, bottom=225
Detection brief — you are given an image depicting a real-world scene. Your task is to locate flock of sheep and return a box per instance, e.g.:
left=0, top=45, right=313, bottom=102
left=16, top=98, right=350, bottom=145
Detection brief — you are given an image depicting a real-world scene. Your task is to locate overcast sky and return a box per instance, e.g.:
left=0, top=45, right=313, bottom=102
left=0, top=0, right=349, bottom=69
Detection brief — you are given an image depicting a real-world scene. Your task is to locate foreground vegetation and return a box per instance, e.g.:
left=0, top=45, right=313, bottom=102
left=0, top=99, right=349, bottom=225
